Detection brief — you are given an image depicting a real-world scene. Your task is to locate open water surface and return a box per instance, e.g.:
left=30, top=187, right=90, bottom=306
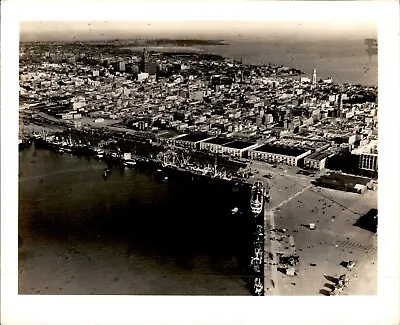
left=18, top=146, right=254, bottom=295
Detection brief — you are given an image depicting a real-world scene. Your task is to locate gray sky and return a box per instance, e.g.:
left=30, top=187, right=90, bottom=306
left=20, top=20, right=377, bottom=42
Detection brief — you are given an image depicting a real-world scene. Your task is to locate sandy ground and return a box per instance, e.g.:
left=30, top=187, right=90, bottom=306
left=248, top=160, right=377, bottom=296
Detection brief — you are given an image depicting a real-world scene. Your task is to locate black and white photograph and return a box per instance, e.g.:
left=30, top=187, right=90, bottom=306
left=17, top=19, right=379, bottom=296
left=2, top=1, right=400, bottom=324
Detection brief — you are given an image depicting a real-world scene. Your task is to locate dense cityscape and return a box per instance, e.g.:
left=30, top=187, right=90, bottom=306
left=18, top=38, right=378, bottom=297
left=19, top=39, right=377, bottom=176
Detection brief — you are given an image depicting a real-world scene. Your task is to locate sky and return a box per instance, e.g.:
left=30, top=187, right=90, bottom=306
left=20, top=20, right=377, bottom=42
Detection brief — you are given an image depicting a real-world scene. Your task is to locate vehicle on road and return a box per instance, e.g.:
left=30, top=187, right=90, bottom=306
left=347, top=261, right=355, bottom=271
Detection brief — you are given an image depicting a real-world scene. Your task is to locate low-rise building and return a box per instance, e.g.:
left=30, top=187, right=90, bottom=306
left=199, top=137, right=258, bottom=157
left=351, top=140, right=378, bottom=175
left=172, top=133, right=214, bottom=149
left=199, top=136, right=233, bottom=153
left=137, top=72, right=149, bottom=82
left=249, top=144, right=312, bottom=166
left=220, top=140, right=258, bottom=158
left=303, top=150, right=332, bottom=170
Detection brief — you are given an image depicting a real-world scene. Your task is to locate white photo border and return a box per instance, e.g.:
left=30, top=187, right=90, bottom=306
left=2, top=1, right=399, bottom=325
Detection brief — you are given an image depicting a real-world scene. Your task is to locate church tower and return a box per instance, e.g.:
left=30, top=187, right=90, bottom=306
left=312, top=68, right=317, bottom=88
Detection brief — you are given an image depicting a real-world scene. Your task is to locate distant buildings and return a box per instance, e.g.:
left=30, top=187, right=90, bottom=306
left=118, top=61, right=126, bottom=72
left=137, top=72, right=149, bottom=82
left=301, top=77, right=311, bottom=84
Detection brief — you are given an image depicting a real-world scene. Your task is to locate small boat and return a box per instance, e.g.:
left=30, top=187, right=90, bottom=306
left=231, top=207, right=239, bottom=214
left=163, top=176, right=169, bottom=182
left=103, top=166, right=112, bottom=178
left=123, top=160, right=136, bottom=167
left=95, top=149, right=105, bottom=159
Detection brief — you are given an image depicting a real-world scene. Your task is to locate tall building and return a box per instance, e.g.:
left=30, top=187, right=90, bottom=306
left=338, top=93, right=343, bottom=112
left=312, top=68, right=317, bottom=88
left=141, top=48, right=149, bottom=73
left=118, top=61, right=126, bottom=72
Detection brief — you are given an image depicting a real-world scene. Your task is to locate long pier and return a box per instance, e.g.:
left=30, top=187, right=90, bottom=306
left=264, top=209, right=279, bottom=295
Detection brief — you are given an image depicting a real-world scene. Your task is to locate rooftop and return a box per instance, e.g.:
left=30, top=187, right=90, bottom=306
left=223, top=140, right=256, bottom=149
left=254, top=144, right=309, bottom=157
left=203, top=137, right=233, bottom=145
left=351, top=139, right=378, bottom=155
left=157, top=130, right=181, bottom=139
left=176, top=133, right=212, bottom=143
left=305, top=150, right=332, bottom=161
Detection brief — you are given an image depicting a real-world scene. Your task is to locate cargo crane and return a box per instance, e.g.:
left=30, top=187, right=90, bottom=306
left=157, top=149, right=185, bottom=168
left=98, top=139, right=117, bottom=148
left=41, top=128, right=49, bottom=140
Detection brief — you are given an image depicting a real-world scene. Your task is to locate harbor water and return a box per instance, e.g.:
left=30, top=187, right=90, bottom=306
left=18, top=145, right=255, bottom=295
left=198, top=38, right=378, bottom=86
left=126, top=38, right=378, bottom=86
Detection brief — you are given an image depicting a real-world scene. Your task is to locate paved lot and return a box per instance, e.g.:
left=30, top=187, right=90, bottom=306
left=247, top=160, right=377, bottom=296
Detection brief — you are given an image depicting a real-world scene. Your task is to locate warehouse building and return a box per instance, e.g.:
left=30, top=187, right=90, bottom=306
left=199, top=137, right=233, bottom=153
left=172, top=133, right=214, bottom=149
left=220, top=140, right=259, bottom=158
left=249, top=144, right=312, bottom=166
left=303, top=150, right=332, bottom=170
left=200, top=137, right=258, bottom=157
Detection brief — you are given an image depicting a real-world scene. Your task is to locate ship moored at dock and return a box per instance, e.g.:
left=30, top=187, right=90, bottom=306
left=250, top=181, right=265, bottom=216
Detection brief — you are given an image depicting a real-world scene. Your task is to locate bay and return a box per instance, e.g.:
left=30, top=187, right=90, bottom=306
left=18, top=146, right=253, bottom=295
